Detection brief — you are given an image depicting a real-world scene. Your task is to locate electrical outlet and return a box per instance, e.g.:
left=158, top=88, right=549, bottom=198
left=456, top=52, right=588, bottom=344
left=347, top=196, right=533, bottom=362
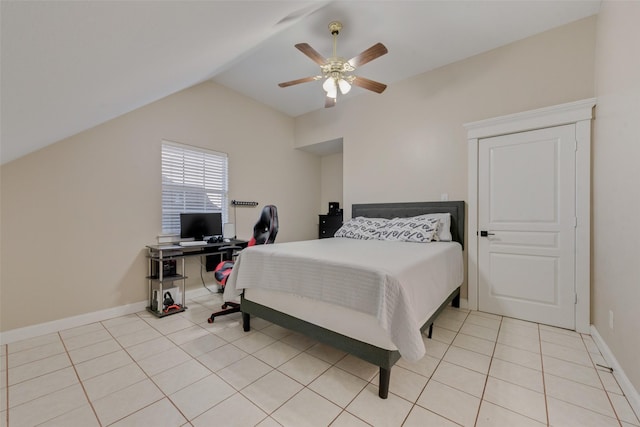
left=609, top=310, right=614, bottom=329
left=440, top=193, right=449, bottom=201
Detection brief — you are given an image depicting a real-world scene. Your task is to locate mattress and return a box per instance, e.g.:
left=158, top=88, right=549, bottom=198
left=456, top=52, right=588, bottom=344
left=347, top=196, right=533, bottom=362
left=224, top=238, right=463, bottom=361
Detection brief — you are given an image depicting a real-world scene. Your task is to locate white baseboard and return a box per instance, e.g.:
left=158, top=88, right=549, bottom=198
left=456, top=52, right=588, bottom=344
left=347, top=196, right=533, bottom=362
left=0, top=300, right=147, bottom=345
left=0, top=286, right=218, bottom=345
left=591, top=325, right=640, bottom=420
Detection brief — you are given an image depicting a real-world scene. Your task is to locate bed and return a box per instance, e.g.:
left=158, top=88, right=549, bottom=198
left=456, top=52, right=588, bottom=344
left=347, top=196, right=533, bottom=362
left=224, top=201, right=465, bottom=398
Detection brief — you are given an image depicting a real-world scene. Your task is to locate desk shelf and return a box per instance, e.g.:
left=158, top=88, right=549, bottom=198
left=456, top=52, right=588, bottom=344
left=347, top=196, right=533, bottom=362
left=145, top=239, right=248, bottom=318
left=146, top=305, right=186, bottom=318
left=145, top=274, right=186, bottom=282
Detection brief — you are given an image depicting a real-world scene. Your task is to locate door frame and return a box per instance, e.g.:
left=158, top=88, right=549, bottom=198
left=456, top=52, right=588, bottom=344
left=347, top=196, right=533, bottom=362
left=464, top=98, right=596, bottom=333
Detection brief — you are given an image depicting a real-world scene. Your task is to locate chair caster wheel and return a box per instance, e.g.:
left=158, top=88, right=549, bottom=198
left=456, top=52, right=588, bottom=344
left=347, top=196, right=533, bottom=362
left=208, top=317, right=214, bottom=324
left=221, top=303, right=228, bottom=309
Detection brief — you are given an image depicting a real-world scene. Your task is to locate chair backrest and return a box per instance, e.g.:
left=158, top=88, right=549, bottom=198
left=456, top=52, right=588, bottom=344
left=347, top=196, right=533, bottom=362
left=249, top=205, right=278, bottom=246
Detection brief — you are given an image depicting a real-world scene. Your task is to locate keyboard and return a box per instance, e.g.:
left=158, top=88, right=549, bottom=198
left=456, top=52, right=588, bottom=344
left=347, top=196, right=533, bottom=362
left=178, top=241, right=208, bottom=247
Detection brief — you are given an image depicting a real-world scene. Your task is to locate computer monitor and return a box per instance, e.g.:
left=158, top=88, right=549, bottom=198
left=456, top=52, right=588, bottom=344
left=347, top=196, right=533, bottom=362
left=180, top=212, right=223, bottom=240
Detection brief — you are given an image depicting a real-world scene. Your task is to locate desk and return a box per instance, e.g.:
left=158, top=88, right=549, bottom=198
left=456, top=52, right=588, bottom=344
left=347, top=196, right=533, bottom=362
left=145, top=239, right=248, bottom=317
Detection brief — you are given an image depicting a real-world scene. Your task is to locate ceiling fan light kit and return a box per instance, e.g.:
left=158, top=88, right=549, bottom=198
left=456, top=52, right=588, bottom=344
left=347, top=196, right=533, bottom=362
left=278, top=21, right=388, bottom=108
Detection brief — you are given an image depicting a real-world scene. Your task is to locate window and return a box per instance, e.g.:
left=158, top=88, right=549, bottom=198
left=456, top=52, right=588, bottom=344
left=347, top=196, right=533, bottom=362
left=161, top=140, right=228, bottom=234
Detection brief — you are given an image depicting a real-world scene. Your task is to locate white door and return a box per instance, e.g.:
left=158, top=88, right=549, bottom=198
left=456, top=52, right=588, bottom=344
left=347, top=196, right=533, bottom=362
left=478, top=124, right=576, bottom=329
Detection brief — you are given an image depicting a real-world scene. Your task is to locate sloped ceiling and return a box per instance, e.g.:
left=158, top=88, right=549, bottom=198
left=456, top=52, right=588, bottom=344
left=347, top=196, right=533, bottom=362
left=0, top=0, right=600, bottom=164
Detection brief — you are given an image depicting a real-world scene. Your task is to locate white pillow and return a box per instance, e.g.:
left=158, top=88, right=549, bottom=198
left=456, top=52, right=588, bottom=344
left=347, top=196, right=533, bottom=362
left=424, top=213, right=452, bottom=241
left=378, top=216, right=440, bottom=243
left=334, top=217, right=389, bottom=240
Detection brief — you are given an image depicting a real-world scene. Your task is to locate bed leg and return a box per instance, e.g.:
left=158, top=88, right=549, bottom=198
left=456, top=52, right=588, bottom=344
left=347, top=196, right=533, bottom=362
left=427, top=323, right=433, bottom=339
left=379, top=367, right=390, bottom=399
left=242, top=312, right=250, bottom=332
left=452, top=292, right=460, bottom=308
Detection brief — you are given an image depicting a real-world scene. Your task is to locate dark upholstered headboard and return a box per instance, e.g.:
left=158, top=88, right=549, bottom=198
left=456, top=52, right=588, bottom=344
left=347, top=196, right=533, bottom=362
left=351, top=201, right=465, bottom=249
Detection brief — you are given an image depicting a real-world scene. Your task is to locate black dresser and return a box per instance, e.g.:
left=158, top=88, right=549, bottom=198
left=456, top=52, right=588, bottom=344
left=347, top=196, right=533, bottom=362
left=318, top=213, right=343, bottom=239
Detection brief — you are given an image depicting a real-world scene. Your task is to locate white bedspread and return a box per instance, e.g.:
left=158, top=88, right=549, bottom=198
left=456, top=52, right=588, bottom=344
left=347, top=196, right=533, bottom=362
left=224, top=238, right=463, bottom=361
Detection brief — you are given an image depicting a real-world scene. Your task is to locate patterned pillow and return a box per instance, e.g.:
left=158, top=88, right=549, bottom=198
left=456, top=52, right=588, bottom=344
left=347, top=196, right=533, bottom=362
left=424, top=213, right=452, bottom=241
left=378, top=215, right=441, bottom=243
left=334, top=217, right=389, bottom=240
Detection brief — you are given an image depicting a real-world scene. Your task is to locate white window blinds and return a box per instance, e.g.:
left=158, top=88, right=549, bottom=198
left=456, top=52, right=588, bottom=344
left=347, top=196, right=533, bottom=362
left=161, top=141, right=228, bottom=234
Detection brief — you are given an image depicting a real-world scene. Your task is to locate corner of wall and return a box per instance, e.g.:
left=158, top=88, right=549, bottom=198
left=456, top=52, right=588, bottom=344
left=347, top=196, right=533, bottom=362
left=591, top=325, right=640, bottom=421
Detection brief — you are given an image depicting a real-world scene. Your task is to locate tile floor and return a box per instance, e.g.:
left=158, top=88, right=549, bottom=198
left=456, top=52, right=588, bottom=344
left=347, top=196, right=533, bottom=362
left=2, top=293, right=639, bottom=427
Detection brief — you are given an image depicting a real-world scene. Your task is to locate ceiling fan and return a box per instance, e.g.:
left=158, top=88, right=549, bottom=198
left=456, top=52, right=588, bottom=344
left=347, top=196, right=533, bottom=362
left=278, top=21, right=388, bottom=108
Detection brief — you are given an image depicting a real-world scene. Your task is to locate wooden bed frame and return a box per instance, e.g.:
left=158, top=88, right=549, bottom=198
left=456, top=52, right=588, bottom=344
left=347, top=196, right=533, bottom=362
left=240, top=200, right=465, bottom=398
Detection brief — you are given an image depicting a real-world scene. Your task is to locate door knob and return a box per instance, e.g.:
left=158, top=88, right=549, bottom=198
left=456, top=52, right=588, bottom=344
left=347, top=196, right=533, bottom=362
left=480, top=230, right=495, bottom=237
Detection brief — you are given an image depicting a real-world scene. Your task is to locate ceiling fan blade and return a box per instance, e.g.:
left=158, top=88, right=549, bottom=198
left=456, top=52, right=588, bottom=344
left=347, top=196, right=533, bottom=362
left=352, top=76, right=387, bottom=93
left=278, top=76, right=319, bottom=88
left=295, top=43, right=326, bottom=65
left=348, top=43, right=388, bottom=68
left=325, top=96, right=337, bottom=108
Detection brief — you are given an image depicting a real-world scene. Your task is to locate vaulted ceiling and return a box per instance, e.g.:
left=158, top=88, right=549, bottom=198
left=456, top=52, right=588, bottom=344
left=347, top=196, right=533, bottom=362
left=0, top=0, right=600, bottom=164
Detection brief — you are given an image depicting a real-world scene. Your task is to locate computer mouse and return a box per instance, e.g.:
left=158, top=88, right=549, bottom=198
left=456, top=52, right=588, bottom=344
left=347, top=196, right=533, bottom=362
left=223, top=238, right=231, bottom=243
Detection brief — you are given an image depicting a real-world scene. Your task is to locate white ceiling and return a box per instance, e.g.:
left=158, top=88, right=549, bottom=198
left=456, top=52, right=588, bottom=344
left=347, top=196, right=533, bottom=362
left=0, top=0, right=601, bottom=165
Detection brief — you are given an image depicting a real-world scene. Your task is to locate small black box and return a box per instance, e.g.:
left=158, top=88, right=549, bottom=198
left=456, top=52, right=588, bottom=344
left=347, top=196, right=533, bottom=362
left=152, top=259, right=177, bottom=277
left=328, top=202, right=340, bottom=215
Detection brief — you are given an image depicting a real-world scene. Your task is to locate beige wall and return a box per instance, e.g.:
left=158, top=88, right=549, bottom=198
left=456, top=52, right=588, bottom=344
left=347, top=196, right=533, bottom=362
left=593, top=1, right=640, bottom=392
left=319, top=153, right=343, bottom=215
left=0, top=15, right=609, bottom=347
left=296, top=17, right=597, bottom=298
left=1, top=81, right=320, bottom=331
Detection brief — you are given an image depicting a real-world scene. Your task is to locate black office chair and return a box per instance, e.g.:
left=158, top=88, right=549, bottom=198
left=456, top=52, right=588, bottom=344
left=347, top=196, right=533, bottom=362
left=207, top=205, right=279, bottom=323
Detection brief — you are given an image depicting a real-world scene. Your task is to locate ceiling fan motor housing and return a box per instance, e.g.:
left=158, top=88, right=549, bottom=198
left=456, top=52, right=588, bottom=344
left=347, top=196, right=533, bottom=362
left=277, top=20, right=388, bottom=107
left=324, top=22, right=354, bottom=83
left=328, top=21, right=342, bottom=35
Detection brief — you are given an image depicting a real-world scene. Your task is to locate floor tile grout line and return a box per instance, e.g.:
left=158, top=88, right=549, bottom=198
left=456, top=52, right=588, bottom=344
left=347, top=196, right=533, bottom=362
left=232, top=344, right=341, bottom=424
left=581, top=333, right=624, bottom=427
left=472, top=312, right=501, bottom=427
left=538, top=329, right=628, bottom=394
left=494, top=336, right=543, bottom=357
left=17, top=314, right=289, bottom=425
left=277, top=349, right=352, bottom=419
left=543, top=331, right=621, bottom=422
left=406, top=309, right=471, bottom=427
left=90, top=313, right=192, bottom=424
left=5, top=307, right=631, bottom=427
left=122, top=310, right=243, bottom=424
left=474, top=315, right=550, bottom=426
left=125, top=311, right=205, bottom=425
left=537, top=322, right=551, bottom=426
left=538, top=326, right=628, bottom=425
left=293, top=341, right=419, bottom=426
left=545, top=387, right=625, bottom=426
left=123, top=310, right=306, bottom=424
left=5, top=338, right=83, bottom=405
left=4, top=343, right=68, bottom=372
left=234, top=328, right=394, bottom=425
left=56, top=330, right=103, bottom=427
left=36, top=321, right=129, bottom=369
left=123, top=311, right=216, bottom=422
left=75, top=317, right=165, bottom=407
left=544, top=367, right=621, bottom=392
left=105, top=397, right=171, bottom=427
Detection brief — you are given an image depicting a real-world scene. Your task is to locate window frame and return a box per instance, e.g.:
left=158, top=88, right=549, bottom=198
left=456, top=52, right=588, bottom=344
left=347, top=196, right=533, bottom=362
left=161, top=140, right=228, bottom=235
